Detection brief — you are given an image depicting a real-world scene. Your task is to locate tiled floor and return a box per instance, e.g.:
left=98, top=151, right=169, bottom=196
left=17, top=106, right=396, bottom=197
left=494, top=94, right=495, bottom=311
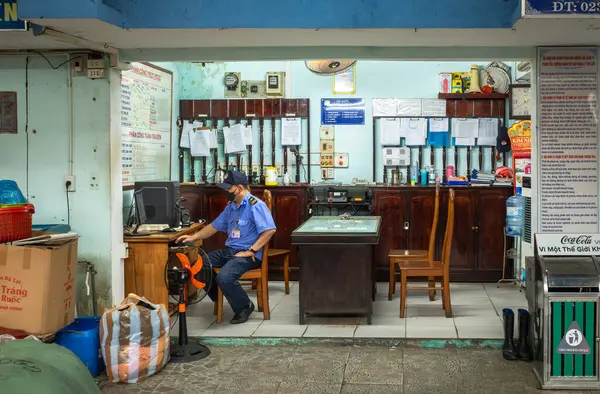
left=173, top=281, right=527, bottom=339
left=100, top=343, right=585, bottom=394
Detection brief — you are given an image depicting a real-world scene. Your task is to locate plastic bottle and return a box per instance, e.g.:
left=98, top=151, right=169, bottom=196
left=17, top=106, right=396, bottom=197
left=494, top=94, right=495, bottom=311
left=506, top=195, right=524, bottom=236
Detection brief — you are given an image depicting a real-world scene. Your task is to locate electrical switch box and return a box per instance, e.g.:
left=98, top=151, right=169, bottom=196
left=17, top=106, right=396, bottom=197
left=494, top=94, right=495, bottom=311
left=321, top=168, right=334, bottom=179
left=320, top=140, right=334, bottom=154
left=334, top=153, right=349, bottom=168
left=320, top=154, right=334, bottom=168
left=266, top=72, right=285, bottom=97
left=320, top=125, right=334, bottom=140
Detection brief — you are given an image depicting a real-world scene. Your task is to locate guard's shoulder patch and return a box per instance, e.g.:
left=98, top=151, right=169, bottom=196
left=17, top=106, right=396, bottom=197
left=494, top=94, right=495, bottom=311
left=249, top=196, right=258, bottom=205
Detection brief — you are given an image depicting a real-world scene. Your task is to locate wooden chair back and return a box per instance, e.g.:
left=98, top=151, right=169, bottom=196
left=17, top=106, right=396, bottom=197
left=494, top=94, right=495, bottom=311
left=441, top=189, right=455, bottom=277
left=261, top=189, right=272, bottom=272
left=427, top=184, right=441, bottom=261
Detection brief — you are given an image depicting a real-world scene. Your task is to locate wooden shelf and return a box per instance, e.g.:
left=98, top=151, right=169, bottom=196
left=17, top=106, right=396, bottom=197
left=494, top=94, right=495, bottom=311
left=438, top=93, right=509, bottom=100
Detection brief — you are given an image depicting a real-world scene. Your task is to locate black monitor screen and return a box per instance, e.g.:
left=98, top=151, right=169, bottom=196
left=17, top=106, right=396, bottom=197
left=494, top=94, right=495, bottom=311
left=133, top=181, right=180, bottom=227
left=134, top=190, right=147, bottom=225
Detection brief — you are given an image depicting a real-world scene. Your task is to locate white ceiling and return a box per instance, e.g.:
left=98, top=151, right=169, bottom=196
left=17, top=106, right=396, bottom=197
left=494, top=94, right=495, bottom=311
left=3, top=16, right=600, bottom=59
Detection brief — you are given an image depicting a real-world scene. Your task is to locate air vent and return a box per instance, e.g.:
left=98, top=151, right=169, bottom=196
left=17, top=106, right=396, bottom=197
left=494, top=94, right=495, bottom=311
left=523, top=195, right=532, bottom=244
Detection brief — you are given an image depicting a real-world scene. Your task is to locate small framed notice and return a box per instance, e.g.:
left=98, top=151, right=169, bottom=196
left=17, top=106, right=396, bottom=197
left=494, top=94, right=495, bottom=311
left=0, top=92, right=17, bottom=133
left=332, top=64, right=356, bottom=95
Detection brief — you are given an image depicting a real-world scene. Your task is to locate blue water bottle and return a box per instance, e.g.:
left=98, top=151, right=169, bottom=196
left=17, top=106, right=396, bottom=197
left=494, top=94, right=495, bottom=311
left=505, top=195, right=524, bottom=237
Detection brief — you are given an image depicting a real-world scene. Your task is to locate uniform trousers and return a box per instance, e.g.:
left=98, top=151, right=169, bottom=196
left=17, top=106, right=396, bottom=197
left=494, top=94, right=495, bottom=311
left=201, top=247, right=261, bottom=315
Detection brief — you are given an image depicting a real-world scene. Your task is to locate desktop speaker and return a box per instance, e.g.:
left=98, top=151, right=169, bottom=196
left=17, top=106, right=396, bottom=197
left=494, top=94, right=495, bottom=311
left=180, top=205, right=191, bottom=227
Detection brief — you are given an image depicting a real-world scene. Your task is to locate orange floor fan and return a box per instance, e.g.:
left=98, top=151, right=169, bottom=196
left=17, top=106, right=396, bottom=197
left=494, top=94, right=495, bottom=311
left=166, top=247, right=213, bottom=363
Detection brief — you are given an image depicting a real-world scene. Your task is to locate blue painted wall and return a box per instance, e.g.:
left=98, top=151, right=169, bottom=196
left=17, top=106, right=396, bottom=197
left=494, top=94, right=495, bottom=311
left=0, top=55, right=113, bottom=316
left=19, top=0, right=522, bottom=29
left=177, top=60, right=518, bottom=184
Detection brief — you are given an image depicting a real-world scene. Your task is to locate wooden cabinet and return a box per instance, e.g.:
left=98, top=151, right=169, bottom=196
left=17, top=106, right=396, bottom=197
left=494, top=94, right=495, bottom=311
left=372, top=188, right=436, bottom=272
left=180, top=184, right=307, bottom=280
left=373, top=186, right=511, bottom=282
left=437, top=187, right=511, bottom=281
left=371, top=190, right=408, bottom=270
left=182, top=184, right=510, bottom=283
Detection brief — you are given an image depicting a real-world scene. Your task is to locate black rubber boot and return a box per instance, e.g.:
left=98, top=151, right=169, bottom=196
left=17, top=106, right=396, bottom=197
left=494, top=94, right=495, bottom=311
left=517, top=308, right=533, bottom=361
left=502, top=308, right=518, bottom=360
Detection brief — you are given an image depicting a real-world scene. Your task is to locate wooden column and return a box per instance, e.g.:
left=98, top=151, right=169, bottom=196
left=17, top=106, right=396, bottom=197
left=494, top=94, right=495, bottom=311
left=259, top=118, right=265, bottom=184
left=212, top=118, right=218, bottom=180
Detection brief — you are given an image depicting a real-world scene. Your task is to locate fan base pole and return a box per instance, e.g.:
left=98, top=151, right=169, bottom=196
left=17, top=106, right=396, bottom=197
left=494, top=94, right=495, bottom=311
left=170, top=309, right=211, bottom=363
left=170, top=342, right=211, bottom=363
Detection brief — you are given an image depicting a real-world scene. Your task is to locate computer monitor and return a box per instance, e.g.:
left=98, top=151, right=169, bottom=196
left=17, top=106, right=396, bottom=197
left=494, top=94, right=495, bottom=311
left=133, top=181, right=181, bottom=228
left=134, top=190, right=147, bottom=228
left=128, top=190, right=151, bottom=236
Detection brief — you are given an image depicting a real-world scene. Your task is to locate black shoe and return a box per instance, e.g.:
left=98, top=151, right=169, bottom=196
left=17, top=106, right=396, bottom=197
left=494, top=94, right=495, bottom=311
left=230, top=302, right=255, bottom=325
left=517, top=309, right=533, bottom=361
left=502, top=308, right=518, bottom=360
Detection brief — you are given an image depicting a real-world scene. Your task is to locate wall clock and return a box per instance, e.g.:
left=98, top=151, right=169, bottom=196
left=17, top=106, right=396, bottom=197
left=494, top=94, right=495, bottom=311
left=509, top=84, right=531, bottom=120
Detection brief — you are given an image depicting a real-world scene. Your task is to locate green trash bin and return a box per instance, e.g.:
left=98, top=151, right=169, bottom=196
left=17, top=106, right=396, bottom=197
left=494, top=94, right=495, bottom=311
left=532, top=242, right=600, bottom=390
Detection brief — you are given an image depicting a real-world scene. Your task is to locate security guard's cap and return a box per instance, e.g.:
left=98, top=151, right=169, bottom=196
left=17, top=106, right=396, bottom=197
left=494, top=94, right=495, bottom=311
left=218, top=170, right=249, bottom=189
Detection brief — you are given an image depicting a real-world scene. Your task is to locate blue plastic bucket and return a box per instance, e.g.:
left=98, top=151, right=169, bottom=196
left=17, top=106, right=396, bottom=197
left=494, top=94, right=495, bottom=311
left=55, top=316, right=104, bottom=377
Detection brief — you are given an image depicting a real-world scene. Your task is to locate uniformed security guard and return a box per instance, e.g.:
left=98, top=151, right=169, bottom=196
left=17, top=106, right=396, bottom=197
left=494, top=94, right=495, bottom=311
left=176, top=170, right=276, bottom=324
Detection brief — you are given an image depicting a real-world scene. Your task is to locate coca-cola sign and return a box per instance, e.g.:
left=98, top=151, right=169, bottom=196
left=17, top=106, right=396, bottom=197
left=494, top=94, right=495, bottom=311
left=536, top=233, right=600, bottom=256
left=561, top=235, right=592, bottom=245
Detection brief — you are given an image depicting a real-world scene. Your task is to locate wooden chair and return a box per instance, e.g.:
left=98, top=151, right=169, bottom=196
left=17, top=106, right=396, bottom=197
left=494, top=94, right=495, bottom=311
left=388, top=184, right=440, bottom=301
left=264, top=191, right=291, bottom=294
left=214, top=189, right=272, bottom=323
left=246, top=188, right=290, bottom=294
left=398, top=189, right=455, bottom=318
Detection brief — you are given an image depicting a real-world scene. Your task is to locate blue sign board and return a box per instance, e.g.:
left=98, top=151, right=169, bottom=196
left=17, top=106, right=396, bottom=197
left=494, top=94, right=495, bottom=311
left=321, top=98, right=365, bottom=125
left=525, top=0, right=600, bottom=15
left=0, top=1, right=27, bottom=31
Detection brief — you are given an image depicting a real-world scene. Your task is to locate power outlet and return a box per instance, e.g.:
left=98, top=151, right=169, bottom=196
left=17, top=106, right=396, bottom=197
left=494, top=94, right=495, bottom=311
left=88, top=68, right=105, bottom=79
left=65, top=175, right=76, bottom=192
left=87, top=59, right=104, bottom=69
left=90, top=175, right=99, bottom=190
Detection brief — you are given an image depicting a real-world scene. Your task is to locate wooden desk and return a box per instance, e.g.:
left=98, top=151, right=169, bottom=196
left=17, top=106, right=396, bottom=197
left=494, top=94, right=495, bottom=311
left=291, top=216, right=381, bottom=325
left=124, top=223, right=204, bottom=308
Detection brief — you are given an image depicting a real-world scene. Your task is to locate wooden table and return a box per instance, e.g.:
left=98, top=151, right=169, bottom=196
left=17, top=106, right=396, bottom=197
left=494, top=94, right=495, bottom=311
left=123, top=222, right=204, bottom=309
left=291, top=216, right=381, bottom=324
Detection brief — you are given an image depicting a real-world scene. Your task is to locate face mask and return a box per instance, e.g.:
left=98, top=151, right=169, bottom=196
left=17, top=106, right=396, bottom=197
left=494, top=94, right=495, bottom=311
left=227, top=189, right=238, bottom=202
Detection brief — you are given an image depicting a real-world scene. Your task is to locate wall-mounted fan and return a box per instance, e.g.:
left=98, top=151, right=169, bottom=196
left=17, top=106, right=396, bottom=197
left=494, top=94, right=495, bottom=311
left=517, top=61, right=531, bottom=73
left=516, top=61, right=531, bottom=83
left=305, top=60, right=356, bottom=75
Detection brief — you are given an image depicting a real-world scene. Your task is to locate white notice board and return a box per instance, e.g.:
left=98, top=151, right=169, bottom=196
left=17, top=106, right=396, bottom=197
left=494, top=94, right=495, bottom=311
left=121, top=62, right=173, bottom=188
left=537, top=47, right=600, bottom=233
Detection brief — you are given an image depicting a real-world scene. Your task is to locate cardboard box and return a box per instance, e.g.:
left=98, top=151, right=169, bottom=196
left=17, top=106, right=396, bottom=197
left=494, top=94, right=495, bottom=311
left=0, top=235, right=77, bottom=334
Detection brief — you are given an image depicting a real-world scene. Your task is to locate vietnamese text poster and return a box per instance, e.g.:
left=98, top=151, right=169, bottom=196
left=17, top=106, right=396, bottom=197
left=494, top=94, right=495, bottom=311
left=539, top=47, right=599, bottom=233
left=121, top=63, right=173, bottom=187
